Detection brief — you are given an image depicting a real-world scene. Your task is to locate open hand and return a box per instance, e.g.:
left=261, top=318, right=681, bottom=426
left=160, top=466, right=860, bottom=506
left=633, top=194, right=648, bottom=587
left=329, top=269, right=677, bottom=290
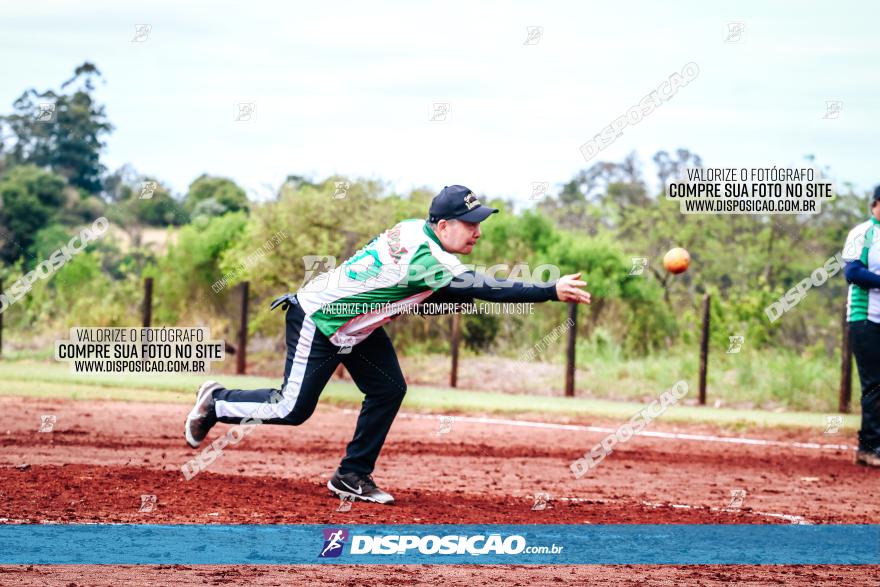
left=556, top=273, right=592, bottom=304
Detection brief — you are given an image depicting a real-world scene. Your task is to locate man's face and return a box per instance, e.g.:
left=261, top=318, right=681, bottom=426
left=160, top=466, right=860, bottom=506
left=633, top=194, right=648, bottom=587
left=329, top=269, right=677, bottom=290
left=435, top=218, right=481, bottom=254
left=873, top=200, right=880, bottom=221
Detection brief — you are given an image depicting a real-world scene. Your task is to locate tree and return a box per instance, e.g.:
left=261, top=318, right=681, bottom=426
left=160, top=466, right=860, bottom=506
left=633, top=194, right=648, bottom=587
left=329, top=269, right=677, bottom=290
left=129, top=179, right=188, bottom=227
left=102, top=166, right=189, bottom=243
left=1, top=62, right=114, bottom=193
left=102, top=163, right=141, bottom=203
left=185, top=174, right=248, bottom=214
left=0, top=165, right=67, bottom=263
left=652, top=148, right=703, bottom=186
left=540, top=152, right=649, bottom=234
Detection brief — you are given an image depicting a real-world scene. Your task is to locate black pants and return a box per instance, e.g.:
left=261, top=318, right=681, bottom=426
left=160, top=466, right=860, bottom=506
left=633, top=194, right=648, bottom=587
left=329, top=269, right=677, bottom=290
left=849, top=320, right=880, bottom=454
left=213, top=296, right=407, bottom=475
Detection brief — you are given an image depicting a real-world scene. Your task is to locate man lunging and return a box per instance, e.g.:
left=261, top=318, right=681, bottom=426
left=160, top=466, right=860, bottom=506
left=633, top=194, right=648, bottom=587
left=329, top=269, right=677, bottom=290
left=184, top=185, right=592, bottom=502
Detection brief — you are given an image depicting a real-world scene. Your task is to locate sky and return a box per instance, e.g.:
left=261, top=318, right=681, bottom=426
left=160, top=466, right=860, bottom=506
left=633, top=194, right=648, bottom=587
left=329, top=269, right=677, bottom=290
left=3, top=1, right=879, bottom=206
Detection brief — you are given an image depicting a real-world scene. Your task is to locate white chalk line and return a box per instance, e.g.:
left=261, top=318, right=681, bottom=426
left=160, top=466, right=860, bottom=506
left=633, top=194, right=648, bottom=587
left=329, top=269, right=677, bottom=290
left=381, top=410, right=856, bottom=452
left=0, top=497, right=814, bottom=526
left=518, top=498, right=812, bottom=525
left=639, top=500, right=813, bottom=525
left=354, top=407, right=841, bottom=525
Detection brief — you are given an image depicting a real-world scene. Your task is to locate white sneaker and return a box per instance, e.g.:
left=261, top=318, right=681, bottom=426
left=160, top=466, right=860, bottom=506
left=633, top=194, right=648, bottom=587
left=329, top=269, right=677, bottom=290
left=184, top=380, right=222, bottom=448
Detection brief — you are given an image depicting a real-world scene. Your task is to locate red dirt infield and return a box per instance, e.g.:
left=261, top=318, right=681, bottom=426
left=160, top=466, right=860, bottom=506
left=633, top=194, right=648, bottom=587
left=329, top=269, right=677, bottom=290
left=1, top=396, right=878, bottom=584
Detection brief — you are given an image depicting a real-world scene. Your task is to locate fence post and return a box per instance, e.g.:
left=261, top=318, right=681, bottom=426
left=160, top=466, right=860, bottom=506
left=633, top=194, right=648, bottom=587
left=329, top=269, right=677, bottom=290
left=839, top=304, right=852, bottom=413
left=698, top=293, right=710, bottom=405
left=142, top=277, right=153, bottom=328
left=565, top=302, right=577, bottom=397
left=450, top=314, right=460, bottom=388
left=236, top=281, right=249, bottom=375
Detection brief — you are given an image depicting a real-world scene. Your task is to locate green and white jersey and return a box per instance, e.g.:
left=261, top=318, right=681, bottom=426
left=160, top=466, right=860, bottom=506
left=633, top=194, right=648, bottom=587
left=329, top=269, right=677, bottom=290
left=296, top=219, right=469, bottom=346
left=843, top=217, right=880, bottom=323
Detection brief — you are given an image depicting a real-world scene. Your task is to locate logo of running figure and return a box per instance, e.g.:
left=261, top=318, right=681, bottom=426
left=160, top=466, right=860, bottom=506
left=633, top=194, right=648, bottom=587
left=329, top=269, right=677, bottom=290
left=132, top=24, right=152, bottom=42
left=140, top=180, right=158, bottom=199
left=629, top=257, right=649, bottom=276
left=334, top=334, right=357, bottom=356
left=333, top=181, right=350, bottom=200
left=336, top=494, right=355, bottom=512
left=139, top=494, right=157, bottom=512
left=824, top=415, right=843, bottom=435
left=727, top=489, right=747, bottom=509
left=531, top=492, right=551, bottom=511
left=436, top=415, right=455, bottom=436
left=318, top=528, right=349, bottom=558
left=524, top=26, right=543, bottom=45
left=726, top=335, right=745, bottom=354
left=234, top=102, right=256, bottom=123
left=725, top=22, right=745, bottom=43
left=430, top=102, right=450, bottom=122
left=823, top=100, right=843, bottom=120
left=36, top=103, right=56, bottom=123
left=530, top=182, right=549, bottom=201
left=301, top=255, right=337, bottom=287
left=39, top=415, right=56, bottom=433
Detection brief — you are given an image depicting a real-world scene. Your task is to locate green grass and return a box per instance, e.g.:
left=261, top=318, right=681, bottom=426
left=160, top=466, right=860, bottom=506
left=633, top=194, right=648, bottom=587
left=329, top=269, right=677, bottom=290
left=0, top=360, right=859, bottom=432
left=563, top=345, right=842, bottom=412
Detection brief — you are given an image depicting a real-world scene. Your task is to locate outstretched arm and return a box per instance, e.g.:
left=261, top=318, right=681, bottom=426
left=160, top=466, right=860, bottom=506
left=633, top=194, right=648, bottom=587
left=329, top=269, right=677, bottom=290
left=430, top=271, right=591, bottom=305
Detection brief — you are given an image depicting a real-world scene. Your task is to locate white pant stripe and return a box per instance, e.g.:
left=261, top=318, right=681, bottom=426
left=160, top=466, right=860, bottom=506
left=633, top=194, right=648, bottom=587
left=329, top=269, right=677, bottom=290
left=214, top=315, right=317, bottom=420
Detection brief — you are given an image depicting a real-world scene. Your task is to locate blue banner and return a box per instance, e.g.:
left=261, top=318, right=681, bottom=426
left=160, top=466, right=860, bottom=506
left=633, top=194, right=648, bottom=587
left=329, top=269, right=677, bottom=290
left=1, top=524, right=878, bottom=565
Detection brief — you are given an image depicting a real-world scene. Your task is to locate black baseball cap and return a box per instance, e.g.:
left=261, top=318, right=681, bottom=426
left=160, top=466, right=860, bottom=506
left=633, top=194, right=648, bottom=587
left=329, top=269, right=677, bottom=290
left=873, top=185, right=880, bottom=203
left=428, top=185, right=499, bottom=223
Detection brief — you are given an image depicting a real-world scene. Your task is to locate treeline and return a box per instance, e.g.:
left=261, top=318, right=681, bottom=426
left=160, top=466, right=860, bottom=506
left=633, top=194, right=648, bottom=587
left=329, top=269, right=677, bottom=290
left=0, top=64, right=871, bottom=362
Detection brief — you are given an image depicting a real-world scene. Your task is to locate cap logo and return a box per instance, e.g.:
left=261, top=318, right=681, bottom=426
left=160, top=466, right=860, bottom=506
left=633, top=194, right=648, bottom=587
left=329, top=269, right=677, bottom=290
left=464, top=193, right=480, bottom=210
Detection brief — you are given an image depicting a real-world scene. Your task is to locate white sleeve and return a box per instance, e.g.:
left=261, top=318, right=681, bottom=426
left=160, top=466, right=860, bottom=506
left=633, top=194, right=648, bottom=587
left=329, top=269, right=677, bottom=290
left=842, top=223, right=869, bottom=262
